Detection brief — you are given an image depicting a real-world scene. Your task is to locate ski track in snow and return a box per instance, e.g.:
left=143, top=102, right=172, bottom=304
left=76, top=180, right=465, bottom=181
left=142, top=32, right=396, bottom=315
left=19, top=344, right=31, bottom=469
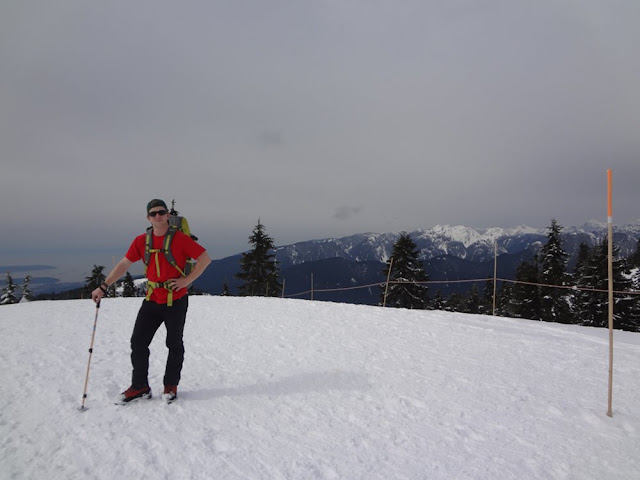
left=1, top=297, right=640, bottom=479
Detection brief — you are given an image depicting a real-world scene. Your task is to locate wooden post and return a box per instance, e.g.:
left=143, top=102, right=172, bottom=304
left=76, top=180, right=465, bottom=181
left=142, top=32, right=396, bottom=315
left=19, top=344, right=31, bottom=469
left=382, top=257, right=394, bottom=307
left=607, top=169, right=614, bottom=418
left=493, top=241, right=498, bottom=316
left=281, top=278, right=285, bottom=298
left=310, top=273, right=314, bottom=301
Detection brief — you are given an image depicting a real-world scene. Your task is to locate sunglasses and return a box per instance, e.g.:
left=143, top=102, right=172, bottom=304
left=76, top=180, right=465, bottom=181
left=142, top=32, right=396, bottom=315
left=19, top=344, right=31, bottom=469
left=148, top=209, right=168, bottom=217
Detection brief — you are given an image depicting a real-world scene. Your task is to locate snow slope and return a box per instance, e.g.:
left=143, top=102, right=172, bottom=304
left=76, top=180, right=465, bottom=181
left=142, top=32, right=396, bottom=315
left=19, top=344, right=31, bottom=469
left=2, top=297, right=639, bottom=479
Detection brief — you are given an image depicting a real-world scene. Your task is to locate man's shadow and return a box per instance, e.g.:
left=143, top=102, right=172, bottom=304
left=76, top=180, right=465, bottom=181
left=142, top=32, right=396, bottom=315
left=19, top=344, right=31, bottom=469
left=182, top=370, right=370, bottom=401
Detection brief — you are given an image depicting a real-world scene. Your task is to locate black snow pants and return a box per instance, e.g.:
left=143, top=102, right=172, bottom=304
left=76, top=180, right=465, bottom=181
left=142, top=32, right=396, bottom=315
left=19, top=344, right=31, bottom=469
left=130, top=296, right=189, bottom=388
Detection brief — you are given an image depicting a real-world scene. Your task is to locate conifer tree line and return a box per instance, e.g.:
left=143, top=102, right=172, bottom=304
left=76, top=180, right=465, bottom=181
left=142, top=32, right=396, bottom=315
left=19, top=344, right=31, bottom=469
left=1, top=273, right=34, bottom=304
left=79, top=266, right=142, bottom=299
left=497, top=220, right=640, bottom=331
left=379, top=219, right=640, bottom=332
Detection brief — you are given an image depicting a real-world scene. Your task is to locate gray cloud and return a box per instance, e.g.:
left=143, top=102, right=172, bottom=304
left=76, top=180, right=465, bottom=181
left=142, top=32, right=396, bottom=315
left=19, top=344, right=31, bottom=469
left=333, top=206, right=364, bottom=221
left=257, top=130, right=285, bottom=148
left=1, top=0, right=639, bottom=261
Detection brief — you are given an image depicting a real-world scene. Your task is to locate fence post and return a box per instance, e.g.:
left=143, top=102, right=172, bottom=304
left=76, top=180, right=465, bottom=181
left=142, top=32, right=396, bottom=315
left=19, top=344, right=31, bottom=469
left=382, top=257, right=394, bottom=307
left=493, top=241, right=498, bottom=315
left=311, top=273, right=314, bottom=301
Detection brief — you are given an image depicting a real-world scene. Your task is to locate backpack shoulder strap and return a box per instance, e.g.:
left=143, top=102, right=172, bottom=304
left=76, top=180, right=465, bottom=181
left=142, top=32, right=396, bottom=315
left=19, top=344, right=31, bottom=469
left=162, top=225, right=186, bottom=277
left=143, top=226, right=153, bottom=266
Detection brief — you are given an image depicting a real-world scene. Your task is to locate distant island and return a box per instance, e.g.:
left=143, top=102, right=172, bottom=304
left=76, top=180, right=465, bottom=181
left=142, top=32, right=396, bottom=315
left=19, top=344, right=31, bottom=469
left=0, top=265, right=56, bottom=273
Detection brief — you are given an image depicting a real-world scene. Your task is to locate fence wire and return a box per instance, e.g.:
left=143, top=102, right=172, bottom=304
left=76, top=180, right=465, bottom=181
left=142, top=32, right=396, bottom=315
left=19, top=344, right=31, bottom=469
left=282, top=276, right=640, bottom=299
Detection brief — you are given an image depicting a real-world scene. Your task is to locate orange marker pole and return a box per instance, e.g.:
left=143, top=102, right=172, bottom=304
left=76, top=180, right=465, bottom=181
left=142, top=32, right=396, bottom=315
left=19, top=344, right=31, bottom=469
left=606, top=169, right=614, bottom=418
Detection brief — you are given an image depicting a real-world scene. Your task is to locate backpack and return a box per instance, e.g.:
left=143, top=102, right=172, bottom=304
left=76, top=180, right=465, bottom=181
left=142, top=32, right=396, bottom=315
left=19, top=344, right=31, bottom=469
left=143, top=200, right=198, bottom=301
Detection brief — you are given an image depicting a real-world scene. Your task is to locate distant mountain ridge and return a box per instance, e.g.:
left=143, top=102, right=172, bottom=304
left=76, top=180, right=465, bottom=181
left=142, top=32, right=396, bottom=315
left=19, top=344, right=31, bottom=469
left=274, top=222, right=640, bottom=267
left=195, top=221, right=640, bottom=304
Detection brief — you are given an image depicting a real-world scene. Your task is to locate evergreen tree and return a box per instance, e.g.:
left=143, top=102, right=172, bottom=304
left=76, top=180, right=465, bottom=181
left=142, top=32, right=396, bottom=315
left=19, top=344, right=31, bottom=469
left=627, top=241, right=640, bottom=328
left=122, top=272, right=137, bottom=297
left=538, top=219, right=571, bottom=323
left=236, top=220, right=282, bottom=296
left=575, top=240, right=611, bottom=327
left=604, top=241, right=636, bottom=331
left=628, top=266, right=640, bottom=331
left=222, top=281, right=231, bottom=296
left=465, top=284, right=481, bottom=314
left=572, top=242, right=595, bottom=325
left=481, top=280, right=494, bottom=315
left=496, top=282, right=514, bottom=317
left=572, top=238, right=635, bottom=330
left=20, top=275, right=35, bottom=302
left=511, top=257, right=542, bottom=320
left=84, top=265, right=106, bottom=298
left=628, top=239, right=640, bottom=269
left=380, top=232, right=429, bottom=309
left=1, top=272, right=19, bottom=305
left=632, top=266, right=640, bottom=291
left=431, top=290, right=445, bottom=310
left=446, top=292, right=464, bottom=312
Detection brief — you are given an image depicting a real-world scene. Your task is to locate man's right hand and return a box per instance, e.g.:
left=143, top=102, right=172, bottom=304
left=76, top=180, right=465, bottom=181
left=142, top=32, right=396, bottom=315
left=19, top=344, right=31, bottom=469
left=91, top=287, right=105, bottom=304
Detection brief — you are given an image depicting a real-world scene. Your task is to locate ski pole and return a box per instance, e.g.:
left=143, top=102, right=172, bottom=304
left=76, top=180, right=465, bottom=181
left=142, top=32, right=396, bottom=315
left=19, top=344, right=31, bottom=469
left=79, top=301, right=100, bottom=411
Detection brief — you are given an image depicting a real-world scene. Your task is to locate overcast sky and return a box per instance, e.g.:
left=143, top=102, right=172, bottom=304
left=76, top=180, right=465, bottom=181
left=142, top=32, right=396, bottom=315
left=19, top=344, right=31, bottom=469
left=1, top=0, right=639, bottom=260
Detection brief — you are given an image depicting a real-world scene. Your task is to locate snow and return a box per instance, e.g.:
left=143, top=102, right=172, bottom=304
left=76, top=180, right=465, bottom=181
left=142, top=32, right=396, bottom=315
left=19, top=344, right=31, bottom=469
left=2, top=297, right=639, bottom=479
left=432, top=225, right=487, bottom=247
left=428, top=225, right=543, bottom=248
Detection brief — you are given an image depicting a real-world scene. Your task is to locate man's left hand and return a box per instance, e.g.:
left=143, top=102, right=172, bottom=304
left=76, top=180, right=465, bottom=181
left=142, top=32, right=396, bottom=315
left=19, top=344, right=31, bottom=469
left=168, top=277, right=189, bottom=291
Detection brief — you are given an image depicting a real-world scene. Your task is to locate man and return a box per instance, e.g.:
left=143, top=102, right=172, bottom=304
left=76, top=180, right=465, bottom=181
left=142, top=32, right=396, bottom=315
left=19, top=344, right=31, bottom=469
left=92, top=199, right=211, bottom=404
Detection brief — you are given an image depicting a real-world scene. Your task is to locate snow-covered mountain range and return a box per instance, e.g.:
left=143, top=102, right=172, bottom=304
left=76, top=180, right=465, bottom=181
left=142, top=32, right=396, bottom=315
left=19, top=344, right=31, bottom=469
left=274, top=222, right=640, bottom=268
left=196, top=221, right=640, bottom=301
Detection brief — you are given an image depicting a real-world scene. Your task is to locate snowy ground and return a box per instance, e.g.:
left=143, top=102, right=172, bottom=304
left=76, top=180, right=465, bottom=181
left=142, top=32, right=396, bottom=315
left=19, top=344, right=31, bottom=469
left=2, top=297, right=639, bottom=479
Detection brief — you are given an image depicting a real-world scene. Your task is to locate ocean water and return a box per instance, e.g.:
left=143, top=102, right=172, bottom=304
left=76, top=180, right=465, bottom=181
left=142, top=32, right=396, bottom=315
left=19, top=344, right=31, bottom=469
left=0, top=251, right=144, bottom=293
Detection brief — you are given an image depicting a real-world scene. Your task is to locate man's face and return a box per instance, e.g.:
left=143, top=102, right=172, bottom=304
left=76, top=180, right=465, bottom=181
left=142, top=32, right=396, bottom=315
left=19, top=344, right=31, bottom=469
left=147, top=207, right=169, bottom=225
